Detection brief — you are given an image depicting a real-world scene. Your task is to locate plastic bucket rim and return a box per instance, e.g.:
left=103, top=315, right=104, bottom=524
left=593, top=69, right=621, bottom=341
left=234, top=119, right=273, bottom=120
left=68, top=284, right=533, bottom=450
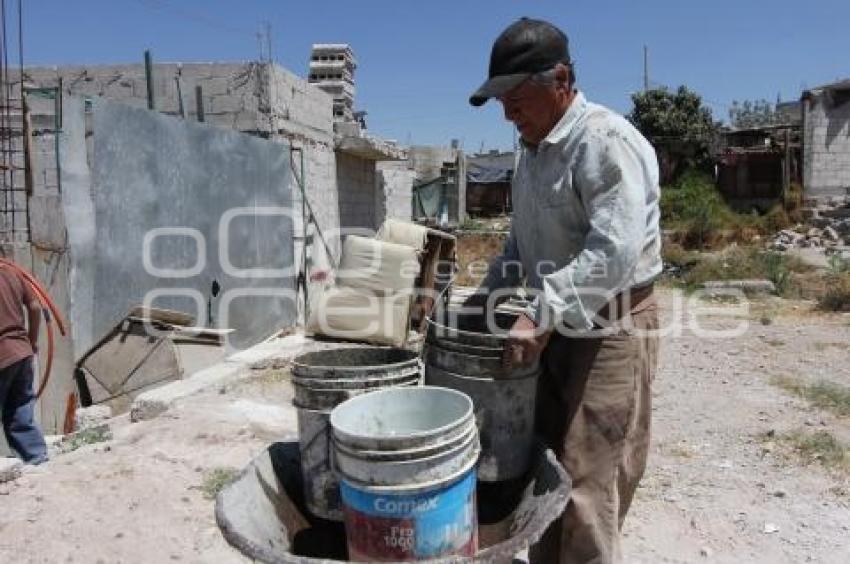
left=332, top=410, right=476, bottom=453
left=332, top=408, right=476, bottom=450
left=332, top=432, right=478, bottom=486
left=332, top=419, right=477, bottom=461
left=330, top=386, right=474, bottom=444
left=337, top=443, right=480, bottom=495
left=292, top=369, right=422, bottom=388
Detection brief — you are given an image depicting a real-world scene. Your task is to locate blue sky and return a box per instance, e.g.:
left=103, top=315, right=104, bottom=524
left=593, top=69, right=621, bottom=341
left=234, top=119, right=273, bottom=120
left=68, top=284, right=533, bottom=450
left=22, top=0, right=850, bottom=151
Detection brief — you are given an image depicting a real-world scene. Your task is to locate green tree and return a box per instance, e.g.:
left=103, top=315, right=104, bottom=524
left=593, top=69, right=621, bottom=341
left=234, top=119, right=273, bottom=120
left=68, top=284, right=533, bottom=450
left=729, top=99, right=779, bottom=128
left=628, top=86, right=720, bottom=183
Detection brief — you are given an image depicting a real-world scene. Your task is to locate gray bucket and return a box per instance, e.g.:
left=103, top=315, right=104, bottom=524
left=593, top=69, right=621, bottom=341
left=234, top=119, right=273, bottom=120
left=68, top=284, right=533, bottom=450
left=424, top=343, right=539, bottom=379
left=426, top=310, right=518, bottom=349
left=424, top=312, right=539, bottom=482
left=425, top=364, right=538, bottom=482
left=330, top=387, right=480, bottom=560
left=292, top=347, right=422, bottom=521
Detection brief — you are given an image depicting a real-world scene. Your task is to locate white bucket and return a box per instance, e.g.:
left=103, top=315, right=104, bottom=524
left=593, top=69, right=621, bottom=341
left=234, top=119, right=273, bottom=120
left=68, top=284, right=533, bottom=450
left=330, top=386, right=480, bottom=561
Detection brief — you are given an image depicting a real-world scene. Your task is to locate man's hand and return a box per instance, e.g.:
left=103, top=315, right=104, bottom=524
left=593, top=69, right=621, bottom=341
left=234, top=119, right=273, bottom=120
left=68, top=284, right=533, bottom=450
left=503, top=313, right=552, bottom=369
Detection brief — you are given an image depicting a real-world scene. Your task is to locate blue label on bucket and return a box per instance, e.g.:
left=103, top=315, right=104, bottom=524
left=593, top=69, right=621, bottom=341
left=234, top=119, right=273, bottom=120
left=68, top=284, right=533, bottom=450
left=340, top=470, right=477, bottom=560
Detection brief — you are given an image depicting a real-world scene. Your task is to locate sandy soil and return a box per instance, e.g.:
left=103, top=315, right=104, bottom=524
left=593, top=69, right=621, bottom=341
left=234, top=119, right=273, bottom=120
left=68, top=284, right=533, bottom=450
left=1, top=289, right=848, bottom=563
left=622, top=293, right=850, bottom=563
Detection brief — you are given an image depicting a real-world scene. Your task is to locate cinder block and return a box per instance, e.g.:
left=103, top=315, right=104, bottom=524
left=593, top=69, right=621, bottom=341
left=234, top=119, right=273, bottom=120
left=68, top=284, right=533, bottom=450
left=179, top=63, right=218, bottom=79
left=210, top=95, right=248, bottom=114
left=197, top=76, right=230, bottom=96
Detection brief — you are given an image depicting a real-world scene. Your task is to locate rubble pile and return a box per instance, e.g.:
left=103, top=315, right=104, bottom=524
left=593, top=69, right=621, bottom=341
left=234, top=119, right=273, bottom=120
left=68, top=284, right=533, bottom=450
left=771, top=225, right=848, bottom=250
left=771, top=205, right=850, bottom=252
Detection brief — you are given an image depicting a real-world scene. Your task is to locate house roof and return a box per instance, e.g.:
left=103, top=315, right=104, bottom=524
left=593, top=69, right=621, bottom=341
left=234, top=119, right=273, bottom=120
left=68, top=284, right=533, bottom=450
left=802, top=79, right=850, bottom=100
left=466, top=151, right=515, bottom=184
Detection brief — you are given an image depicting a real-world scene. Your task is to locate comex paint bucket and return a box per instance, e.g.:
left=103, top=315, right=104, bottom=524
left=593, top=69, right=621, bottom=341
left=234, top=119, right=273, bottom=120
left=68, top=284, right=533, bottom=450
left=330, top=386, right=480, bottom=561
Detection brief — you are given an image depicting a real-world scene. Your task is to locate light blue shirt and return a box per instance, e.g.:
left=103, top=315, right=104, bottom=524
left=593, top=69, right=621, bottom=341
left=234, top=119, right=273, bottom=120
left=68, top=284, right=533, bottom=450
left=479, top=91, right=662, bottom=331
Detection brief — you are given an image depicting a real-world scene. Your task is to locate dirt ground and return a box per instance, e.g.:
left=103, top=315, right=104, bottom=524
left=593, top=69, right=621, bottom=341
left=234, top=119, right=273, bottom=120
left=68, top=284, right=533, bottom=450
left=1, top=289, right=848, bottom=563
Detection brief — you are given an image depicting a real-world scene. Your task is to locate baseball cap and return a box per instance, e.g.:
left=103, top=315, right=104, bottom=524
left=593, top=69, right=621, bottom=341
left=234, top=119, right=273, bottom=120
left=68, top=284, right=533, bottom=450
left=469, top=18, right=571, bottom=107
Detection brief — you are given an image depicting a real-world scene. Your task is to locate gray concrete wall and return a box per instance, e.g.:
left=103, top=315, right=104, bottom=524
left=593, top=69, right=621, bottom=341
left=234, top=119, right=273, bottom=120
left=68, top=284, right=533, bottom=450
left=19, top=62, right=419, bottom=346
left=22, top=62, right=345, bottom=328
left=803, top=95, right=850, bottom=202
left=58, top=96, right=96, bottom=360
left=67, top=98, right=297, bottom=352
left=22, top=62, right=343, bottom=268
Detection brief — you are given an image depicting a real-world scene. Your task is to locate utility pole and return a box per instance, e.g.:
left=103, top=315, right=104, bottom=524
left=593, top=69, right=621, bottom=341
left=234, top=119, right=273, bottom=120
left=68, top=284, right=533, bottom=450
left=643, top=45, right=649, bottom=92
left=257, top=21, right=273, bottom=63
left=264, top=21, right=273, bottom=63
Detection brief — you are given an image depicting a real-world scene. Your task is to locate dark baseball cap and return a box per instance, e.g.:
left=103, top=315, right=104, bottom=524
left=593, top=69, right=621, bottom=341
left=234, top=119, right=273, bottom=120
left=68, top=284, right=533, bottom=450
left=469, top=18, right=571, bottom=107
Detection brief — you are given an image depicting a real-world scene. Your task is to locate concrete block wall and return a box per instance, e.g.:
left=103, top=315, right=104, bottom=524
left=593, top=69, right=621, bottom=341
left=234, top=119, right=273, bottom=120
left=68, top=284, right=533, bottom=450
left=803, top=96, right=850, bottom=202
left=0, top=95, right=77, bottom=435
left=336, top=152, right=377, bottom=231
left=21, top=63, right=264, bottom=132
left=264, top=65, right=341, bottom=268
left=266, top=65, right=334, bottom=142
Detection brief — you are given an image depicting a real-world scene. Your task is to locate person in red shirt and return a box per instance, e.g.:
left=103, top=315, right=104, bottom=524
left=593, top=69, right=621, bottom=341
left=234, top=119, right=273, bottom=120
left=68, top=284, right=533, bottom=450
left=0, top=260, right=47, bottom=464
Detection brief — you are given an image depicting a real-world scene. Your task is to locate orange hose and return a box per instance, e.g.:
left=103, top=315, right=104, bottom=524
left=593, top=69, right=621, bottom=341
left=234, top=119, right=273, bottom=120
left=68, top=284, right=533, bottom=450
left=0, top=258, right=67, bottom=334
left=34, top=312, right=55, bottom=399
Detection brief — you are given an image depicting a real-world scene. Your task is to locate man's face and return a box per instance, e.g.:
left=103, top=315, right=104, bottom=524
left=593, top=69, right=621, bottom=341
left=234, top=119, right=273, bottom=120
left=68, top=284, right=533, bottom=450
left=498, top=78, right=560, bottom=146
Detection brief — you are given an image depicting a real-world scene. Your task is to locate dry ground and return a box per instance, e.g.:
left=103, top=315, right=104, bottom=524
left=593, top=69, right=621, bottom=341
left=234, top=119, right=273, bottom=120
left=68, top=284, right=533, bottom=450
left=1, top=290, right=849, bottom=563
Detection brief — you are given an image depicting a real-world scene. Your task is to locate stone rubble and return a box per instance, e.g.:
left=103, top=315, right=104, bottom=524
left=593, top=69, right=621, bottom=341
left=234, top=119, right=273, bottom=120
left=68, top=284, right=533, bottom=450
left=770, top=206, right=850, bottom=255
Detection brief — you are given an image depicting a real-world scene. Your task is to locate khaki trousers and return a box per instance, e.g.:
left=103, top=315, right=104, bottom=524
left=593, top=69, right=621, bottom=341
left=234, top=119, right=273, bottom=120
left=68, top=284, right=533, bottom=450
left=530, top=297, right=659, bottom=564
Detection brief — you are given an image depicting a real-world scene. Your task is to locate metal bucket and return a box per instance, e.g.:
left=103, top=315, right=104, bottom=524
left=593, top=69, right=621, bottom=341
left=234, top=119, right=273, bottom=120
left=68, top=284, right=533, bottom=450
left=330, top=387, right=480, bottom=561
left=425, top=310, right=518, bottom=349
left=292, top=347, right=422, bottom=521
left=424, top=312, right=539, bottom=482
left=425, top=364, right=538, bottom=482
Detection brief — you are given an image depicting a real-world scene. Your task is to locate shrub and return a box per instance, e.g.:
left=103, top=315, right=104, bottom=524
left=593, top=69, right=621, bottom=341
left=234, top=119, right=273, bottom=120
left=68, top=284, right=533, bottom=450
left=661, top=170, right=801, bottom=249
left=199, top=467, right=239, bottom=500
left=761, top=251, right=792, bottom=296
left=763, top=204, right=792, bottom=233
left=818, top=272, right=850, bottom=312
left=660, top=170, right=759, bottom=248
left=661, top=242, right=698, bottom=269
